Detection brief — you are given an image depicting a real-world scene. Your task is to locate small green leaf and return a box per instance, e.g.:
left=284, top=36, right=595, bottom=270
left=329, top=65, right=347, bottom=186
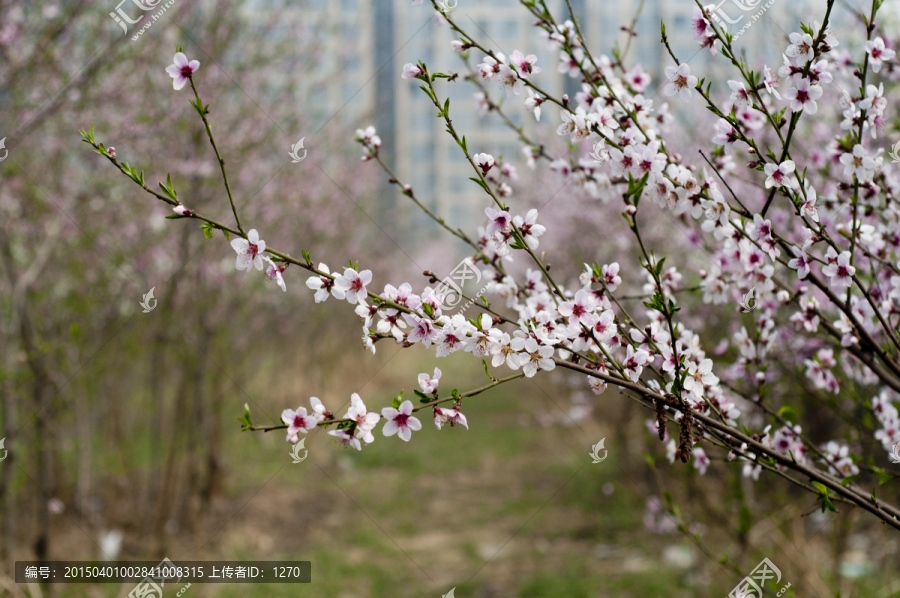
left=482, top=359, right=496, bottom=381
left=238, top=403, right=254, bottom=431
left=840, top=475, right=860, bottom=487
left=778, top=405, right=798, bottom=423
left=872, top=466, right=892, bottom=486
left=468, top=177, right=488, bottom=191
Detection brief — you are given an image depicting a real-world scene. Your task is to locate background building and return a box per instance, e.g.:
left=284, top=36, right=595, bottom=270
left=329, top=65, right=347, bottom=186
left=300, top=0, right=823, bottom=228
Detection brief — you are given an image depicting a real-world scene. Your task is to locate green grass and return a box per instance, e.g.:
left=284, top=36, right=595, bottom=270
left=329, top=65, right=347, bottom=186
left=47, top=356, right=898, bottom=598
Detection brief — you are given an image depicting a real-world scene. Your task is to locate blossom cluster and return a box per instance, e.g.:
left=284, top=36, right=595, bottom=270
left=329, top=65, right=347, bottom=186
left=280, top=368, right=467, bottom=449
left=139, top=0, right=900, bottom=522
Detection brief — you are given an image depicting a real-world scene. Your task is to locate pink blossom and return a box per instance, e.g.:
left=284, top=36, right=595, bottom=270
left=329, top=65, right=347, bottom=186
left=281, top=402, right=322, bottom=441
left=474, top=153, right=495, bottom=175
left=434, top=406, right=468, bottom=430
left=784, top=78, right=823, bottom=114
left=865, top=37, right=895, bottom=73
left=558, top=289, right=597, bottom=325
left=264, top=258, right=287, bottom=292
left=334, top=268, right=373, bottom=304
left=763, top=160, right=795, bottom=189
left=821, top=250, right=855, bottom=287
left=166, top=52, right=200, bottom=91
left=663, top=64, right=697, bottom=101
left=231, top=229, right=266, bottom=272
left=401, top=63, right=423, bottom=79
left=382, top=400, right=422, bottom=441
left=513, top=209, right=545, bottom=249
left=306, top=263, right=346, bottom=303
left=485, top=206, right=510, bottom=235
left=418, top=367, right=442, bottom=394
left=786, top=32, right=814, bottom=62
left=510, top=50, right=540, bottom=75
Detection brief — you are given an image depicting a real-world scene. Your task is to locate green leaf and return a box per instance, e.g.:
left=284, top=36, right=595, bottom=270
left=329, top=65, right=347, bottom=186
left=839, top=475, right=860, bottom=487
left=418, top=85, right=436, bottom=102
left=468, top=177, right=488, bottom=191
left=414, top=389, right=430, bottom=403
left=872, top=466, right=892, bottom=486
left=158, top=173, right=178, bottom=201
left=201, top=221, right=215, bottom=239
left=778, top=405, right=798, bottom=423
left=237, top=403, right=254, bottom=431
left=482, top=359, right=496, bottom=381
